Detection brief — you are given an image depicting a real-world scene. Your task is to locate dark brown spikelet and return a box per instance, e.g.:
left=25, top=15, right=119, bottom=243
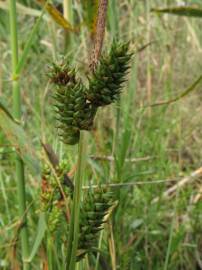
left=87, top=41, right=133, bottom=106
left=76, top=188, right=115, bottom=261
left=49, top=62, right=76, bottom=86
left=49, top=62, right=96, bottom=145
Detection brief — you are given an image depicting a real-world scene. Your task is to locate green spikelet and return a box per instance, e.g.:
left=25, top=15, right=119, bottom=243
left=76, top=187, right=115, bottom=261
left=40, top=162, right=69, bottom=245
left=47, top=203, right=62, bottom=233
left=40, top=161, right=71, bottom=212
left=49, top=62, right=96, bottom=145
left=87, top=41, right=133, bottom=106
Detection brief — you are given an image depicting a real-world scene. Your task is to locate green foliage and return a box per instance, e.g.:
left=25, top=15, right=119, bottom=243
left=1, top=1, right=202, bottom=269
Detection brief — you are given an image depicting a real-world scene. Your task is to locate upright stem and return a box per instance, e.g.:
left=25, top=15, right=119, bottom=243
left=109, top=1, right=119, bottom=173
left=66, top=1, right=108, bottom=268
left=9, top=0, right=30, bottom=269
left=66, top=131, right=87, bottom=270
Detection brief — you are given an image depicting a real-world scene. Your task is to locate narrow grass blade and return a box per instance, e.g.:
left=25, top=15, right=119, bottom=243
left=27, top=212, right=47, bottom=262
left=14, top=6, right=45, bottom=78
left=151, top=5, right=202, bottom=18
left=148, top=74, right=202, bottom=107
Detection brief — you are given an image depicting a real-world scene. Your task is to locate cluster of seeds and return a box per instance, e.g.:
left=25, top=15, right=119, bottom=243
left=41, top=162, right=71, bottom=233
left=87, top=41, right=132, bottom=106
left=49, top=40, right=133, bottom=145
left=77, top=187, right=115, bottom=261
left=49, top=64, right=96, bottom=144
left=41, top=163, right=116, bottom=261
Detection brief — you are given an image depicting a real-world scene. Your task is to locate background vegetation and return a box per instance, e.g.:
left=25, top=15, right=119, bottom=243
left=0, top=0, right=202, bottom=269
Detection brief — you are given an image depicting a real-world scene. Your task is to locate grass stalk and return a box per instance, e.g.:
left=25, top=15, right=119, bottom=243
left=8, top=0, right=30, bottom=269
left=108, top=0, right=120, bottom=175
left=63, top=0, right=74, bottom=53
left=66, top=131, right=87, bottom=270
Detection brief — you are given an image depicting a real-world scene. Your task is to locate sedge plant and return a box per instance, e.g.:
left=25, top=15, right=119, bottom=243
left=44, top=39, right=133, bottom=269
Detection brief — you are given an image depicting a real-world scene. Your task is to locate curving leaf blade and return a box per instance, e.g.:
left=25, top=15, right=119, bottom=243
left=149, top=74, right=202, bottom=107
left=151, top=5, right=202, bottom=18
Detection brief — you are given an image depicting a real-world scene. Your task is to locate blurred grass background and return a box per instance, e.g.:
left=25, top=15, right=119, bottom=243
left=0, top=0, right=202, bottom=269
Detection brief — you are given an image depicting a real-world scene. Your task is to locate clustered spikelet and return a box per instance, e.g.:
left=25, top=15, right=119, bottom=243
left=77, top=188, right=115, bottom=261
left=86, top=41, right=132, bottom=106
left=40, top=162, right=72, bottom=246
left=41, top=161, right=72, bottom=205
left=41, top=164, right=116, bottom=263
left=49, top=41, right=133, bottom=145
left=49, top=62, right=96, bottom=145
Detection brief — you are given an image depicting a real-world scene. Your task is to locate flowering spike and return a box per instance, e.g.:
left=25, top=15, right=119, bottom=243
left=87, top=41, right=133, bottom=106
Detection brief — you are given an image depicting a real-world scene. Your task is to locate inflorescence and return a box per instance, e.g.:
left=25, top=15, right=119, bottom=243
left=49, top=41, right=133, bottom=145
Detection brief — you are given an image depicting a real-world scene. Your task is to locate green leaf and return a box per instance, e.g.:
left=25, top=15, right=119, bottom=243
left=0, top=106, right=40, bottom=174
left=151, top=5, right=202, bottom=18
left=26, top=213, right=47, bottom=262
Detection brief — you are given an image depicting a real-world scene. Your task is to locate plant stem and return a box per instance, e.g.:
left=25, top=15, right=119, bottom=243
left=63, top=0, right=74, bottom=53
left=66, top=1, right=108, bottom=268
left=66, top=131, right=87, bottom=270
left=109, top=1, right=119, bottom=176
left=9, top=0, right=30, bottom=269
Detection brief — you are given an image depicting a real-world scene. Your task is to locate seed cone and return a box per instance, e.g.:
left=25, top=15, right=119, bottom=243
left=49, top=62, right=96, bottom=144
left=87, top=41, right=133, bottom=106
left=76, top=188, right=115, bottom=261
